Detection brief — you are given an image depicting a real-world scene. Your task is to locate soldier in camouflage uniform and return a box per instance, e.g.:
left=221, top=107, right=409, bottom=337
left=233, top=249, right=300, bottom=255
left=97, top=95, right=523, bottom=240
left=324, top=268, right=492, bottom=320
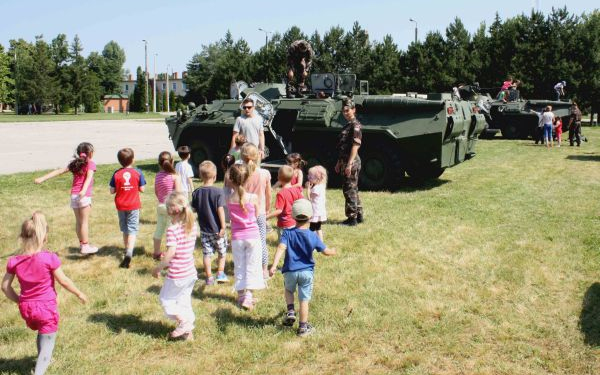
left=286, top=40, right=313, bottom=98
left=335, top=99, right=363, bottom=226
left=568, top=102, right=583, bottom=146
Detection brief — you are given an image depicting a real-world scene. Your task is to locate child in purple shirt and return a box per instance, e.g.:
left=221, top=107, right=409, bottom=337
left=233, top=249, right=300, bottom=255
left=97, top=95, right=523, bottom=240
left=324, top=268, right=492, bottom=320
left=2, top=212, right=87, bottom=375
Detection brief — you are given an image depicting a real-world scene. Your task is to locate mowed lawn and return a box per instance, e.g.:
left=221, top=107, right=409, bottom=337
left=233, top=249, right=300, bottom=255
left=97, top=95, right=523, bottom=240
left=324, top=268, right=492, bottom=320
left=2, top=130, right=600, bottom=374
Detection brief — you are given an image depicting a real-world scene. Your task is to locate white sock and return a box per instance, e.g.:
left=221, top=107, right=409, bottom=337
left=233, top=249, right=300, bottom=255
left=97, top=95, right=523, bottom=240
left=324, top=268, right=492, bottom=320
left=126, top=248, right=134, bottom=257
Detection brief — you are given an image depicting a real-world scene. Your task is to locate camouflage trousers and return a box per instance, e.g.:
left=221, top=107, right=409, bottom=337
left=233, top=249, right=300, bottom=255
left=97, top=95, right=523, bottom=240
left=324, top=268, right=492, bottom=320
left=340, top=157, right=363, bottom=219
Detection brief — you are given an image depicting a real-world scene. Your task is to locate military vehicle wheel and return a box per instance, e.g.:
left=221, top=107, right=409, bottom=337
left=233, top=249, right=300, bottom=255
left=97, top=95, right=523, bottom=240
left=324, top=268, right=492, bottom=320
left=359, top=149, right=403, bottom=191
left=189, top=140, right=214, bottom=176
left=501, top=123, right=519, bottom=139
left=405, top=161, right=445, bottom=181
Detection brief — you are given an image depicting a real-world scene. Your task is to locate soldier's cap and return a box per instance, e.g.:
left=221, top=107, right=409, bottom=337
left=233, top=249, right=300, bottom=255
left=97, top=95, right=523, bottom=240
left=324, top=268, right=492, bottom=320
left=292, top=199, right=313, bottom=221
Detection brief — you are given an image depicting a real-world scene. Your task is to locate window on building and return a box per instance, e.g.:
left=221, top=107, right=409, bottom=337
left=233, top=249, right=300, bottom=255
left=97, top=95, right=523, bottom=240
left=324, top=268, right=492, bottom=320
left=172, top=82, right=177, bottom=91
left=162, top=83, right=166, bottom=90
left=182, top=82, right=186, bottom=90
left=125, top=84, right=129, bottom=92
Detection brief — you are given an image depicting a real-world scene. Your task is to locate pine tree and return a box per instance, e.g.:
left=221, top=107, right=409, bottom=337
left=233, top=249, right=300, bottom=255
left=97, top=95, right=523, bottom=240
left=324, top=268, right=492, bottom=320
left=0, top=44, right=14, bottom=111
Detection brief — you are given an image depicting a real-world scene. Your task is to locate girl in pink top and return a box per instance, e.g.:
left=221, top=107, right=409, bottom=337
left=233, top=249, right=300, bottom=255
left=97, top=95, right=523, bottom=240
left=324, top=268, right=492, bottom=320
left=227, top=164, right=265, bottom=310
left=241, top=143, right=272, bottom=278
left=152, top=192, right=197, bottom=341
left=2, top=212, right=87, bottom=375
left=153, top=151, right=182, bottom=259
left=34, top=142, right=98, bottom=255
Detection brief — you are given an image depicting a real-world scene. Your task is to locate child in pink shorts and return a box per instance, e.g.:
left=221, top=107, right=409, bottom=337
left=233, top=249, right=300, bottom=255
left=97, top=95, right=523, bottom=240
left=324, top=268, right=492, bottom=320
left=2, top=212, right=87, bottom=375
left=35, top=142, right=99, bottom=254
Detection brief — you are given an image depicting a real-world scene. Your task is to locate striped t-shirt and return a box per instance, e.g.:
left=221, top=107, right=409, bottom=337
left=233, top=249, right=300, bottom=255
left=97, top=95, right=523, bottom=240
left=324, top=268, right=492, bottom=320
left=165, top=223, right=197, bottom=279
left=155, top=171, right=175, bottom=204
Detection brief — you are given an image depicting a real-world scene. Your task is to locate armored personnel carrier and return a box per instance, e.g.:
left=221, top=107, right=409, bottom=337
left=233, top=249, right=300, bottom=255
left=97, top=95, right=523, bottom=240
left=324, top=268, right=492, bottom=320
left=460, top=86, right=572, bottom=139
left=166, top=74, right=487, bottom=190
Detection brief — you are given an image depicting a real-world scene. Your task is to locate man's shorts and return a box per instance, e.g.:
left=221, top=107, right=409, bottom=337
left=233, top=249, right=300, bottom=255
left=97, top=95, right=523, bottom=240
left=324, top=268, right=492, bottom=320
left=284, top=269, right=314, bottom=301
left=201, top=231, right=227, bottom=257
left=70, top=194, right=92, bottom=209
left=19, top=300, right=59, bottom=334
left=118, top=209, right=140, bottom=235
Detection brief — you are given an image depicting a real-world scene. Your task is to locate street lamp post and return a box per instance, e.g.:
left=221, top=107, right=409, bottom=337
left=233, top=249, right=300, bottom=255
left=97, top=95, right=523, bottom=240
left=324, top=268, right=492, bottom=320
left=153, top=53, right=157, bottom=113
left=13, top=49, right=18, bottom=115
left=409, top=18, right=418, bottom=44
left=142, top=40, right=149, bottom=113
left=166, top=64, right=170, bottom=113
left=258, top=28, right=272, bottom=82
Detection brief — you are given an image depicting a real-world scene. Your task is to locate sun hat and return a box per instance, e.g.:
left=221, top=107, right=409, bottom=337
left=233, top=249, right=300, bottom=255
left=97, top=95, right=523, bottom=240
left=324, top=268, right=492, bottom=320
left=292, top=199, right=313, bottom=221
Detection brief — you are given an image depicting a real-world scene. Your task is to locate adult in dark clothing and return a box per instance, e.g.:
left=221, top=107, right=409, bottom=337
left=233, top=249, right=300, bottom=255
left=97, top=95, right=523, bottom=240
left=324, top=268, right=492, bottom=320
left=569, top=102, right=583, bottom=147
left=335, top=99, right=363, bottom=226
left=286, top=40, right=313, bottom=98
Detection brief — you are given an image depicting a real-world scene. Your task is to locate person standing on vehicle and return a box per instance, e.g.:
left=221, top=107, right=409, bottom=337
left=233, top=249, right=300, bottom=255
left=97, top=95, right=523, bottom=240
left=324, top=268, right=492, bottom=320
left=231, top=98, right=265, bottom=160
left=335, top=99, right=363, bottom=226
left=569, top=102, right=583, bottom=147
left=554, top=81, right=566, bottom=101
left=286, top=40, right=313, bottom=98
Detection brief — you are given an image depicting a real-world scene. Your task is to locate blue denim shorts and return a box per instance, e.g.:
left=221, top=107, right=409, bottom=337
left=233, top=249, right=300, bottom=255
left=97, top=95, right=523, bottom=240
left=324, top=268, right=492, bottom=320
left=118, top=209, right=140, bottom=235
left=283, top=269, right=314, bottom=301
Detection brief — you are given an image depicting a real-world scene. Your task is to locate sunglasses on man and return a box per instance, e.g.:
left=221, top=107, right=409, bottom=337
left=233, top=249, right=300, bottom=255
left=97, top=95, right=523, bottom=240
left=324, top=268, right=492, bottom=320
left=243, top=106, right=253, bottom=109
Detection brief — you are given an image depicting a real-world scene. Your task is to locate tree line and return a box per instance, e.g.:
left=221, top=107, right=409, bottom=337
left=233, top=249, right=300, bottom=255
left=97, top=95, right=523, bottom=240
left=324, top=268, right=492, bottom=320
left=184, top=7, right=600, bottom=115
left=0, top=35, right=127, bottom=114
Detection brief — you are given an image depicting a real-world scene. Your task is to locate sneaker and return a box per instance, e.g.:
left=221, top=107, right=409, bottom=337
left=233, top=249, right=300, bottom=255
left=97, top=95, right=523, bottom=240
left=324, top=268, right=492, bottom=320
left=341, top=218, right=357, bottom=226
left=215, top=272, right=229, bottom=283
left=296, top=323, right=314, bottom=337
left=119, top=256, right=131, bottom=269
left=283, top=311, right=296, bottom=326
left=80, top=244, right=98, bottom=255
left=241, top=298, right=254, bottom=311
left=206, top=276, right=215, bottom=286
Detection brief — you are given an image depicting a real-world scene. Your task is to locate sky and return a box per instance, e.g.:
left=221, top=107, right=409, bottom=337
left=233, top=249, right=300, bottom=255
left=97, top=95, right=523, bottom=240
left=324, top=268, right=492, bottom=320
left=1, top=0, right=597, bottom=78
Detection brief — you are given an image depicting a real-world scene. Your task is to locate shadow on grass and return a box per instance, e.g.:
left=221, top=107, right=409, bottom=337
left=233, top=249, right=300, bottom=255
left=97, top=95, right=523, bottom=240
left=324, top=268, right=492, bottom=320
left=140, top=218, right=156, bottom=225
left=88, top=313, right=171, bottom=338
left=0, top=356, right=36, bottom=375
left=567, top=154, right=600, bottom=162
left=65, top=246, right=146, bottom=261
left=194, top=288, right=236, bottom=304
left=137, top=163, right=160, bottom=174
left=211, top=307, right=278, bottom=333
left=147, top=285, right=161, bottom=294
left=580, top=282, right=600, bottom=344
left=579, top=282, right=600, bottom=346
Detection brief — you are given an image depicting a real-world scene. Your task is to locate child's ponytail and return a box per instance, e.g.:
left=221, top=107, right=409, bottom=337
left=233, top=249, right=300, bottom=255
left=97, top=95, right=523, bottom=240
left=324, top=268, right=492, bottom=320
left=158, top=151, right=176, bottom=174
left=228, top=164, right=250, bottom=213
left=19, top=211, right=48, bottom=253
left=240, top=143, right=258, bottom=176
left=68, top=142, right=94, bottom=174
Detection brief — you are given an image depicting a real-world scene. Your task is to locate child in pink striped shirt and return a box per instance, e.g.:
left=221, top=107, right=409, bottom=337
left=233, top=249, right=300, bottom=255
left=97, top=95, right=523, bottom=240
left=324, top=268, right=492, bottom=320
left=153, top=151, right=182, bottom=259
left=152, top=192, right=197, bottom=341
left=227, top=164, right=265, bottom=310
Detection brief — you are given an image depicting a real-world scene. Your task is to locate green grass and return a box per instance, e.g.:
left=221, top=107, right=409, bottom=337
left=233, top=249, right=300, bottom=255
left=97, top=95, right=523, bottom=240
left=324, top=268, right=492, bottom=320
left=0, top=112, right=166, bottom=122
left=2, top=132, right=600, bottom=374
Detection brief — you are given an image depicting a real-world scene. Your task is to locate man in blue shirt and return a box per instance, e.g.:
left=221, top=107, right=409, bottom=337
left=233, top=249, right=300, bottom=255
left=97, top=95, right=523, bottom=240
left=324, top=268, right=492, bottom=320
left=269, top=199, right=336, bottom=337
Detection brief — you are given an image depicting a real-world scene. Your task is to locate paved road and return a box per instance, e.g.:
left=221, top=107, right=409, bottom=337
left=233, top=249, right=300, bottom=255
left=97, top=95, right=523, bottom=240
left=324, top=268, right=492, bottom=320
left=0, top=119, right=175, bottom=175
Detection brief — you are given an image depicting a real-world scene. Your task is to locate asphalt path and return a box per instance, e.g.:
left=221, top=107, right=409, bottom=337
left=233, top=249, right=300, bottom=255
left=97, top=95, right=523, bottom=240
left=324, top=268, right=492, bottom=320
left=0, top=119, right=175, bottom=175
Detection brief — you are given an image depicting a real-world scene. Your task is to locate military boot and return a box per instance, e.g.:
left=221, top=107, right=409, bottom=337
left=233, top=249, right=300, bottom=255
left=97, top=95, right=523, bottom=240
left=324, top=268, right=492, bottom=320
left=341, top=217, right=357, bottom=226
left=356, top=213, right=364, bottom=224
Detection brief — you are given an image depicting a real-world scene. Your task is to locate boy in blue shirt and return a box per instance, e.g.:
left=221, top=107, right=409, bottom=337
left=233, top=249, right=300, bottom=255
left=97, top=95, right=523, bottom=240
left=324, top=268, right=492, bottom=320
left=269, top=199, right=336, bottom=337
